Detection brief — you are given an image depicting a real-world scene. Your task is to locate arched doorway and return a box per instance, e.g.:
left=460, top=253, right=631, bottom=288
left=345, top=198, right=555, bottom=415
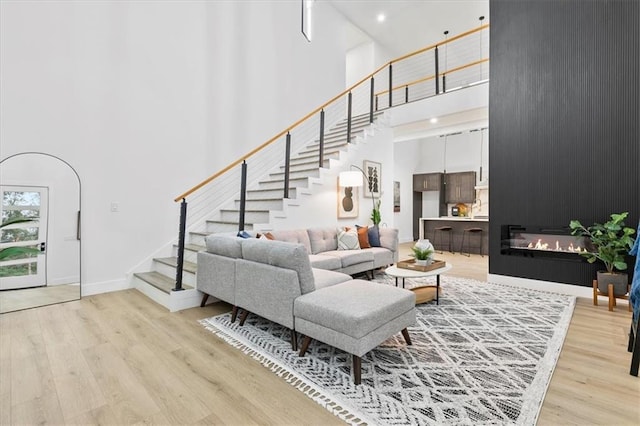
left=0, top=152, right=81, bottom=313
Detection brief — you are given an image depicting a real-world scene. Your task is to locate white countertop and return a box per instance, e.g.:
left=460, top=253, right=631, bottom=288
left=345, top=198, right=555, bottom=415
left=420, top=217, right=489, bottom=222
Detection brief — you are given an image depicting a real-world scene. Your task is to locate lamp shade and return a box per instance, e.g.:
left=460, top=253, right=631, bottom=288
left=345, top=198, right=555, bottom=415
left=339, top=170, right=363, bottom=187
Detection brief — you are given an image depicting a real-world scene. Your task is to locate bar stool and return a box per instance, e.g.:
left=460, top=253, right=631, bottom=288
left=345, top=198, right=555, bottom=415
left=432, top=226, right=453, bottom=254
left=459, top=227, right=483, bottom=257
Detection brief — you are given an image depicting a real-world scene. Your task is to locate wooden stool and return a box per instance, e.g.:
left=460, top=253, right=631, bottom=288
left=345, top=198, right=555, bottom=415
left=432, top=226, right=453, bottom=254
left=592, top=280, right=631, bottom=312
left=459, top=227, right=483, bottom=257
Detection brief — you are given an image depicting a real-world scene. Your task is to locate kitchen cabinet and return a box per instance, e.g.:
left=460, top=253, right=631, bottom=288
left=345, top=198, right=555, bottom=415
left=444, top=172, right=476, bottom=203
left=413, top=173, right=442, bottom=191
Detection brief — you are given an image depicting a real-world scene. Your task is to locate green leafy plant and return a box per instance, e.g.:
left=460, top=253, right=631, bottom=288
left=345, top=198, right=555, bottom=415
left=411, top=245, right=433, bottom=261
left=569, top=212, right=636, bottom=274
left=0, top=217, right=41, bottom=261
left=370, top=199, right=381, bottom=226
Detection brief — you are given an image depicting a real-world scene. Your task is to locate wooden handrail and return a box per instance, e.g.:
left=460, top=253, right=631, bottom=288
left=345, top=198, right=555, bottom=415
left=174, top=23, right=490, bottom=202
left=375, top=57, right=490, bottom=97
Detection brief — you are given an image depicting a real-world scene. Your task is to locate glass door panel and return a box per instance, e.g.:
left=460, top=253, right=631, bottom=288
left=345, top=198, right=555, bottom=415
left=0, top=186, right=48, bottom=290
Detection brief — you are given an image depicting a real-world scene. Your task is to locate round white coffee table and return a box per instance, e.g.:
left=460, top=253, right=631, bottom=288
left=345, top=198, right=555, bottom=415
left=385, top=263, right=452, bottom=305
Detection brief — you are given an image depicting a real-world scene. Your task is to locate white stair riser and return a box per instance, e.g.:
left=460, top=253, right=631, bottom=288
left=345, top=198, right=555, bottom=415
left=173, top=247, right=199, bottom=263
left=246, top=188, right=297, bottom=200
left=258, top=178, right=308, bottom=190
left=154, top=262, right=196, bottom=286
left=188, top=233, right=208, bottom=246
left=220, top=210, right=270, bottom=223
left=234, top=199, right=283, bottom=210
left=280, top=160, right=331, bottom=171
left=203, top=221, right=252, bottom=234
left=269, top=168, right=320, bottom=180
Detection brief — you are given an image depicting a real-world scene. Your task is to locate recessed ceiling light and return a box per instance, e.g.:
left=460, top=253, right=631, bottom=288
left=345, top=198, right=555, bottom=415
left=430, top=117, right=438, bottom=124
left=377, top=13, right=386, bottom=23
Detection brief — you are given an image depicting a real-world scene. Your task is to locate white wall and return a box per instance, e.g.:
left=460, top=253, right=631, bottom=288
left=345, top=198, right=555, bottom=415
left=0, top=1, right=351, bottom=294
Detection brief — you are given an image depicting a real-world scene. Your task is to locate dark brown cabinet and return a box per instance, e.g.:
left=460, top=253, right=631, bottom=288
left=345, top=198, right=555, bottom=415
left=444, top=172, right=476, bottom=203
left=413, top=173, right=442, bottom=191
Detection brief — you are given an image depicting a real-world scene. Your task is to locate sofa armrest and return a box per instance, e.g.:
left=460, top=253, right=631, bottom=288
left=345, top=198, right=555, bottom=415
left=196, top=251, right=236, bottom=305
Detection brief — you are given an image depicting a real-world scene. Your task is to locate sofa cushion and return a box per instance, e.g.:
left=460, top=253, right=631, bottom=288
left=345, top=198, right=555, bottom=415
left=322, top=249, right=374, bottom=268
left=337, top=228, right=360, bottom=250
left=312, top=268, right=352, bottom=290
left=368, top=225, right=381, bottom=247
left=307, top=227, right=338, bottom=254
left=379, top=227, right=399, bottom=252
left=241, top=238, right=316, bottom=294
left=309, top=254, right=342, bottom=270
left=205, top=235, right=243, bottom=258
left=355, top=225, right=371, bottom=248
left=365, top=247, right=394, bottom=267
left=269, top=229, right=312, bottom=254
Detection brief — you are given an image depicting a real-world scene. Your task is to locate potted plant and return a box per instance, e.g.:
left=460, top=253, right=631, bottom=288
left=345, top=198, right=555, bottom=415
left=411, top=239, right=434, bottom=266
left=370, top=199, right=381, bottom=226
left=569, top=212, right=636, bottom=296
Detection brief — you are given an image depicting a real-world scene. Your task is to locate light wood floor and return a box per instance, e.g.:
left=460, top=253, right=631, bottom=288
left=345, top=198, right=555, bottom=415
left=1, top=250, right=638, bottom=425
left=0, top=283, right=80, bottom=314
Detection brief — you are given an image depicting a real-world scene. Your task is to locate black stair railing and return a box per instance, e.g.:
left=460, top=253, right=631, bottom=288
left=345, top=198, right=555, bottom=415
left=171, top=23, right=489, bottom=290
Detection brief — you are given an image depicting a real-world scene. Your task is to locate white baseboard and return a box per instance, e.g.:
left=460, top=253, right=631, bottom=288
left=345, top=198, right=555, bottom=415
left=487, top=273, right=631, bottom=307
left=488, top=273, right=592, bottom=297
left=82, top=278, right=130, bottom=296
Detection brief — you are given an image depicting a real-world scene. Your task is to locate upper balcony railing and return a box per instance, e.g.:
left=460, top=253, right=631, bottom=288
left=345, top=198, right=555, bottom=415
left=170, top=23, right=490, bottom=290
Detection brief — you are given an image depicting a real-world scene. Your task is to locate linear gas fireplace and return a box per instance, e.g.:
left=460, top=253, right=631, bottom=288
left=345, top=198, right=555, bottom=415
left=501, top=225, right=593, bottom=260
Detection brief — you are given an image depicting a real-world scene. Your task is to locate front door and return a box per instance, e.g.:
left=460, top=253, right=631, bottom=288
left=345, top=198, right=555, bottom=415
left=0, top=186, right=48, bottom=290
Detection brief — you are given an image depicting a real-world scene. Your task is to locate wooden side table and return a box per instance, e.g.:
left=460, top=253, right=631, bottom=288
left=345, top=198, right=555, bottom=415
left=592, top=279, right=631, bottom=312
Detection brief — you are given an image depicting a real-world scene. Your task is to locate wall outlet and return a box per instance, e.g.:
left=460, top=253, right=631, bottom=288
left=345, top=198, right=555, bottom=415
left=110, top=202, right=119, bottom=212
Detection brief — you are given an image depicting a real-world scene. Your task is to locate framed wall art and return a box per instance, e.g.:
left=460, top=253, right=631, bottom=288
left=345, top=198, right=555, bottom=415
left=363, top=160, right=381, bottom=199
left=337, top=177, right=359, bottom=219
left=394, top=181, right=400, bottom=212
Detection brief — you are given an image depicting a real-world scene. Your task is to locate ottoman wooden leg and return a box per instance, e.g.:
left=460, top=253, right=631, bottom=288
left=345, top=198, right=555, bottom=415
left=230, top=306, right=239, bottom=323
left=299, top=336, right=312, bottom=357
left=291, top=330, right=298, bottom=351
left=239, top=309, right=250, bottom=326
left=200, top=293, right=209, bottom=307
left=401, top=328, right=412, bottom=345
left=353, top=355, right=361, bottom=385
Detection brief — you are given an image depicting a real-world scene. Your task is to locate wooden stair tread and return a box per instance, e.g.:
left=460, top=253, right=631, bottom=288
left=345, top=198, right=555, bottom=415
left=134, top=271, right=193, bottom=294
left=154, top=257, right=197, bottom=274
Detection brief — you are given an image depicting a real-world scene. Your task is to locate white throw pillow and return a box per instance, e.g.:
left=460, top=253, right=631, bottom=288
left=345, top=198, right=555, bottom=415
left=337, top=228, right=361, bottom=250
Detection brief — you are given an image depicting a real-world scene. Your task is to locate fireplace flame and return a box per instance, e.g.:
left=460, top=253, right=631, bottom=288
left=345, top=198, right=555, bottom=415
left=521, top=237, right=587, bottom=253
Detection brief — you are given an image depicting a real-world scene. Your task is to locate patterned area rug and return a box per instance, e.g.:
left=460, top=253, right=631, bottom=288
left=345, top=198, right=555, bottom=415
left=200, top=275, right=575, bottom=425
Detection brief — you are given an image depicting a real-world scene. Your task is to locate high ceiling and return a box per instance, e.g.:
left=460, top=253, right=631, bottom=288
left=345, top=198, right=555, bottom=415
left=328, top=0, right=490, bottom=57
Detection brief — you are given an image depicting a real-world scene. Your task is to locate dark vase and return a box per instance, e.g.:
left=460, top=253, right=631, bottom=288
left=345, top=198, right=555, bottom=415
left=596, top=271, right=629, bottom=297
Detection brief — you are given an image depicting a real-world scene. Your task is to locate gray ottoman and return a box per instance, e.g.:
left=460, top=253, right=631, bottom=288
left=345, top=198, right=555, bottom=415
left=293, top=279, right=416, bottom=384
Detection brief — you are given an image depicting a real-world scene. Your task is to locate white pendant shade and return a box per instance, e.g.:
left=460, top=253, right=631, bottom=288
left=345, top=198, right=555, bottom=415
left=339, top=170, right=363, bottom=187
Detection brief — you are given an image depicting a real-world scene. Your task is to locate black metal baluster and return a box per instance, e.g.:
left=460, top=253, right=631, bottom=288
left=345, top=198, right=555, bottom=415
left=388, top=63, right=393, bottom=107
left=435, top=46, right=440, bottom=94
left=284, top=132, right=291, bottom=198
left=239, top=161, right=247, bottom=231
left=173, top=198, right=187, bottom=291
left=369, top=77, right=374, bottom=123
left=405, top=85, right=409, bottom=103
left=319, top=109, right=325, bottom=167
left=347, top=92, right=352, bottom=143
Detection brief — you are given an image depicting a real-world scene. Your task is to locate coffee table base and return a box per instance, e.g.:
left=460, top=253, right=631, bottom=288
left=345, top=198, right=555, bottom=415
left=394, top=274, right=441, bottom=304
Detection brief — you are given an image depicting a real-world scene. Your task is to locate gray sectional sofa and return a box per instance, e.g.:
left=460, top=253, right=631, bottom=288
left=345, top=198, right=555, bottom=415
left=196, top=227, right=415, bottom=384
left=266, top=226, right=399, bottom=276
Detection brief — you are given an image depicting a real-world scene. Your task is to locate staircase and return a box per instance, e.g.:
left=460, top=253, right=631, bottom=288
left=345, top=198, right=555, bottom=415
left=131, top=112, right=386, bottom=311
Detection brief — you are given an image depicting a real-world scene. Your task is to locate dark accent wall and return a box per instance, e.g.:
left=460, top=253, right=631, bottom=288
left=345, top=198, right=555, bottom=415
left=489, top=0, right=640, bottom=286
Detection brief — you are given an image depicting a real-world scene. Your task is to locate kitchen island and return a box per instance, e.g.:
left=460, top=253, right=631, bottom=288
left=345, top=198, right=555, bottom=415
left=419, top=217, right=489, bottom=255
